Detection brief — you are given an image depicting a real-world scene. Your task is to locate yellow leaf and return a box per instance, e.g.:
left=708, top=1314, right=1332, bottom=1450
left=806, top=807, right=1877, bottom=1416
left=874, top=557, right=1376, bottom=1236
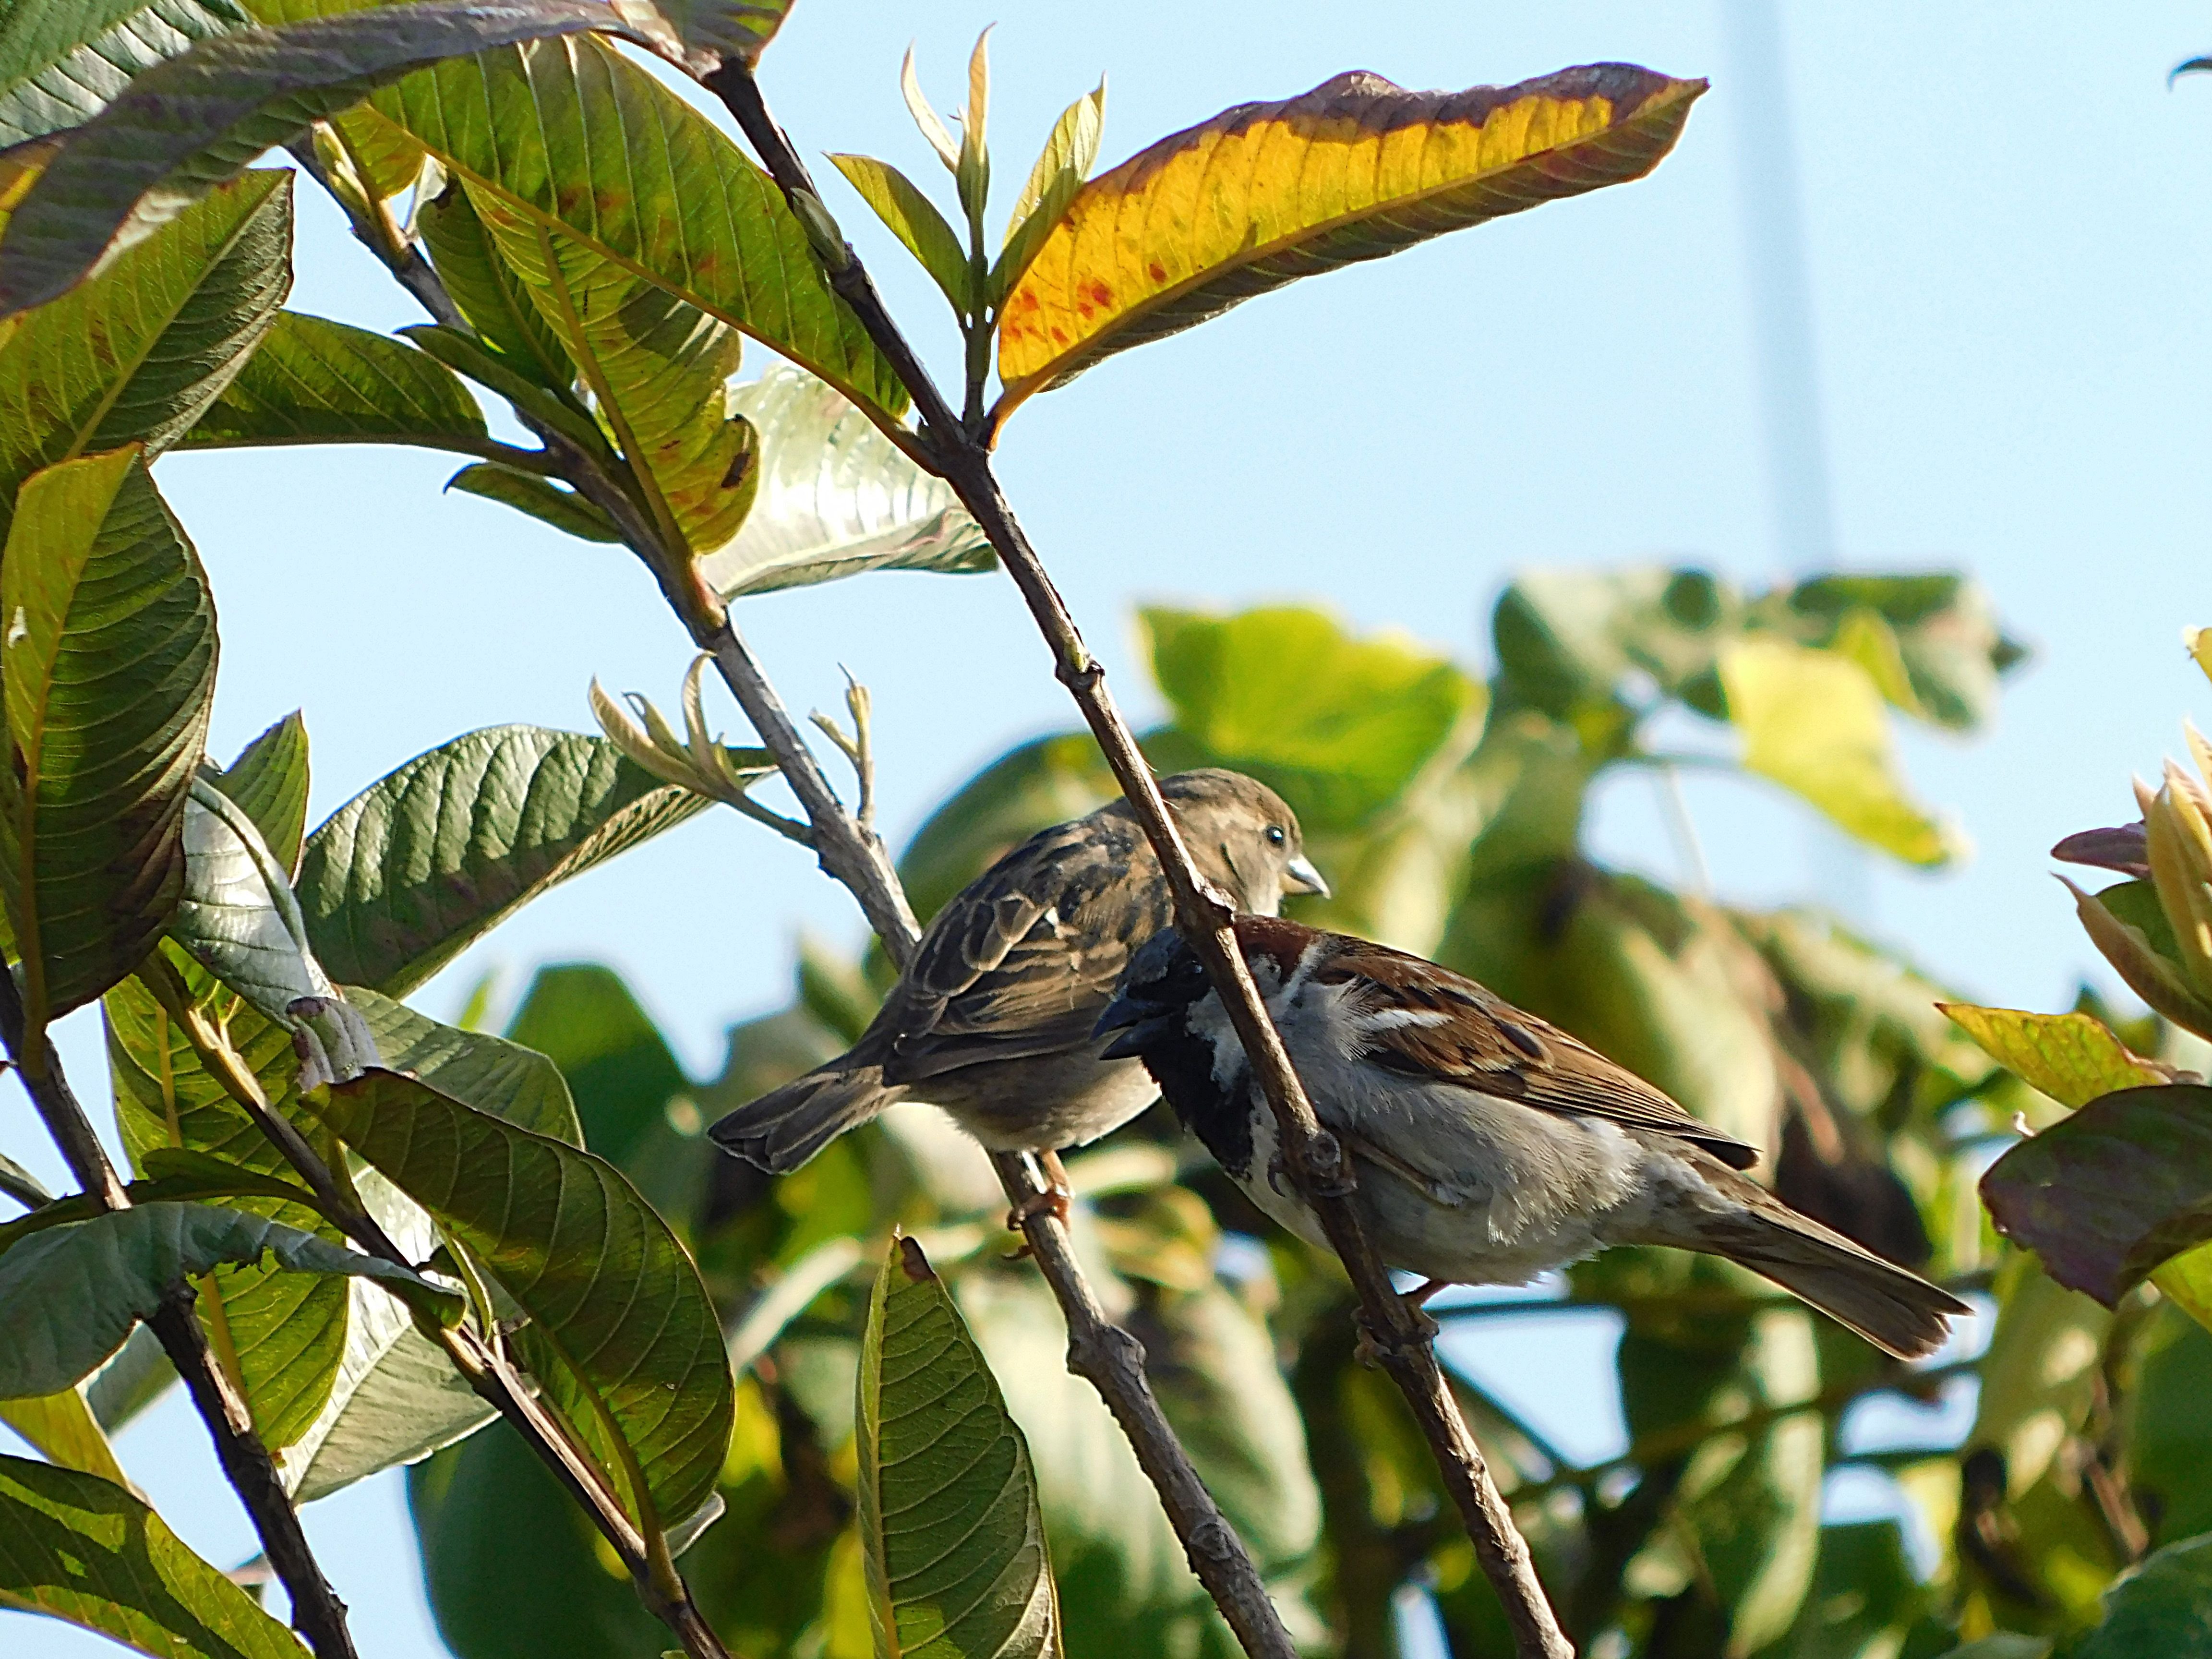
left=2153, top=1244, right=2212, bottom=1334
left=1938, top=1003, right=2167, bottom=1110
left=0, top=1388, right=129, bottom=1487
left=994, top=64, right=1703, bottom=425
left=1719, top=639, right=1958, bottom=867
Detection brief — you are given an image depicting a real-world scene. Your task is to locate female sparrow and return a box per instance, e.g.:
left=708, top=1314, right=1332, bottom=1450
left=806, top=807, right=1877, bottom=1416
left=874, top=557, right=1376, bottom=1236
left=1095, top=916, right=1968, bottom=1358
left=710, top=770, right=1327, bottom=1174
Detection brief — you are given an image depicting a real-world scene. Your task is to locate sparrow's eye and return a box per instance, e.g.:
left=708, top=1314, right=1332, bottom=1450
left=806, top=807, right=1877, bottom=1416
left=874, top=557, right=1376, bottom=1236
left=1265, top=825, right=1286, bottom=848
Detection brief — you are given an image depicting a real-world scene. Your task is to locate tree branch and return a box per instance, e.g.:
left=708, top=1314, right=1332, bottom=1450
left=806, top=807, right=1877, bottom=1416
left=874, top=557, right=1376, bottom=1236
left=293, top=120, right=1304, bottom=1659
left=0, top=970, right=359, bottom=1659
left=704, top=60, right=1573, bottom=1659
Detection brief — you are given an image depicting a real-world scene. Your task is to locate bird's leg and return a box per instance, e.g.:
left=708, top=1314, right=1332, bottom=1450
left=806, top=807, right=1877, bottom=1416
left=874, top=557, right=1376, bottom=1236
left=1353, top=1279, right=1448, bottom=1367
left=1004, top=1149, right=1074, bottom=1232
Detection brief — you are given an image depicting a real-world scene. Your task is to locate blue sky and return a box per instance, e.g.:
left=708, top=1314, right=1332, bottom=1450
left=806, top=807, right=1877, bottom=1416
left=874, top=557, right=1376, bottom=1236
left=11, top=3, right=2212, bottom=1652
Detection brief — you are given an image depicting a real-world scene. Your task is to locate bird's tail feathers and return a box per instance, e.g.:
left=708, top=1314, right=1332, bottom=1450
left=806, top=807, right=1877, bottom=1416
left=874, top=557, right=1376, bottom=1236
left=1679, top=1202, right=1968, bottom=1361
left=708, top=1065, right=898, bottom=1174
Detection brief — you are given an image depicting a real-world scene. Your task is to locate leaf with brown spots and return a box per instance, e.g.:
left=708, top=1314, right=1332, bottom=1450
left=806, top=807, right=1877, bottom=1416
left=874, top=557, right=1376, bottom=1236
left=993, top=63, right=1703, bottom=427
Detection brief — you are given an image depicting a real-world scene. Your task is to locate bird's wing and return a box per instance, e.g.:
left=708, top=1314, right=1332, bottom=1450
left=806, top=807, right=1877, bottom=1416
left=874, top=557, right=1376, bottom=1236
left=882, top=815, right=1162, bottom=1082
left=1318, top=938, right=1762, bottom=1170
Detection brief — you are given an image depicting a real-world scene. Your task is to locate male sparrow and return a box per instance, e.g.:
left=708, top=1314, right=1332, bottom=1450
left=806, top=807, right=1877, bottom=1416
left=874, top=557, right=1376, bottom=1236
left=710, top=770, right=1327, bottom=1174
left=1095, top=916, right=1968, bottom=1359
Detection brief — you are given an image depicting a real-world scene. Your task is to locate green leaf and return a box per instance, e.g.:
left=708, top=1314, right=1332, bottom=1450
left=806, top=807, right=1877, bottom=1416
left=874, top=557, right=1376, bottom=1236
left=895, top=732, right=1116, bottom=926
left=993, top=82, right=1105, bottom=302
left=306, top=1069, right=734, bottom=1530
left=0, top=0, right=644, bottom=317
left=857, top=1236, right=1058, bottom=1659
left=408, top=1419, right=669, bottom=1659
left=1141, top=605, right=1482, bottom=832
left=1968, top=1252, right=2111, bottom=1500
left=0, top=1386, right=129, bottom=1484
left=697, top=364, right=992, bottom=598
left=1787, top=572, right=2023, bottom=732
left=278, top=988, right=576, bottom=1501
left=2125, top=1303, right=2212, bottom=1549
left=0, top=1451, right=308, bottom=1658
left=245, top=2, right=907, bottom=426
left=397, top=322, right=609, bottom=458
left=296, top=725, right=713, bottom=998
left=177, top=309, right=489, bottom=453
left=504, top=963, right=677, bottom=1165
left=0, top=0, right=250, bottom=145
left=0, top=449, right=216, bottom=1027
left=416, top=178, right=578, bottom=397
left=445, top=462, right=617, bottom=541
left=0, top=168, right=289, bottom=542
left=0, top=1200, right=456, bottom=1398
left=204, top=712, right=310, bottom=877
left=104, top=943, right=357, bottom=1451
left=2064, top=877, right=2212, bottom=1042
left=1939, top=1004, right=2168, bottom=1110
left=1982, top=1083, right=2212, bottom=1306
left=997, top=65, right=1703, bottom=421
left=172, top=779, right=343, bottom=1028
left=470, top=186, right=755, bottom=556
left=2060, top=1532, right=2212, bottom=1658
left=349, top=984, right=580, bottom=1144
left=1719, top=638, right=1958, bottom=867
left=830, top=153, right=973, bottom=313
left=1492, top=566, right=1738, bottom=721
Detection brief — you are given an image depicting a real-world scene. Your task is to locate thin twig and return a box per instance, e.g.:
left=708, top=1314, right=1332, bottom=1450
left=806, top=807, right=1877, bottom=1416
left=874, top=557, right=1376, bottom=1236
left=706, top=59, right=1572, bottom=1659
left=294, top=113, right=1299, bottom=1659
left=0, top=969, right=359, bottom=1659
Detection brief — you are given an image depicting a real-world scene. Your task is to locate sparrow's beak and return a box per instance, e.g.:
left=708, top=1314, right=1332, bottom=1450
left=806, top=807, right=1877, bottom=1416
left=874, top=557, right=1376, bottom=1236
left=1285, top=854, right=1330, bottom=899
left=1094, top=992, right=1167, bottom=1061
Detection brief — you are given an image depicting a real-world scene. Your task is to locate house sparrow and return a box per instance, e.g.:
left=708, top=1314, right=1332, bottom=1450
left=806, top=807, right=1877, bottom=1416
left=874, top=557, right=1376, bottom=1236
left=710, top=770, right=1327, bottom=1176
left=1095, top=916, right=1969, bottom=1359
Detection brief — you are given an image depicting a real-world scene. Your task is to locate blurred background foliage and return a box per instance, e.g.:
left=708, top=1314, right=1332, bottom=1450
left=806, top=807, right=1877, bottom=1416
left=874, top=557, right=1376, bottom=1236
left=397, top=568, right=2212, bottom=1658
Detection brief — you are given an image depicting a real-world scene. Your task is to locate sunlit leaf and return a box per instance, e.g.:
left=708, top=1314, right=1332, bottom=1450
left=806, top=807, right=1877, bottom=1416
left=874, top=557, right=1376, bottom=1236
left=0, top=0, right=640, bottom=317
left=1981, top=1083, right=2212, bottom=1305
left=471, top=188, right=755, bottom=555
left=2064, top=876, right=2212, bottom=1041
left=204, top=712, right=310, bottom=876
left=1939, top=1005, right=2169, bottom=1111
left=0, top=1387, right=128, bottom=1485
left=0, top=1451, right=308, bottom=1658
left=0, top=1200, right=456, bottom=1397
left=0, top=168, right=288, bottom=541
left=856, top=1236, right=1057, bottom=1659
left=1787, top=573, right=2023, bottom=733
left=178, top=310, right=491, bottom=454
left=1493, top=565, right=1738, bottom=721
left=0, top=449, right=216, bottom=1027
left=296, top=725, right=714, bottom=997
left=171, top=781, right=342, bottom=1028
left=1719, top=638, right=1958, bottom=867
left=244, top=4, right=907, bottom=424
left=996, top=64, right=1703, bottom=421
left=994, top=81, right=1104, bottom=302
left=830, top=153, right=972, bottom=314
left=0, top=0, right=250, bottom=145
left=307, top=1069, right=734, bottom=1529
left=415, top=177, right=577, bottom=397
left=1142, top=605, right=1482, bottom=832
left=350, top=984, right=580, bottom=1144
left=697, top=364, right=992, bottom=597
